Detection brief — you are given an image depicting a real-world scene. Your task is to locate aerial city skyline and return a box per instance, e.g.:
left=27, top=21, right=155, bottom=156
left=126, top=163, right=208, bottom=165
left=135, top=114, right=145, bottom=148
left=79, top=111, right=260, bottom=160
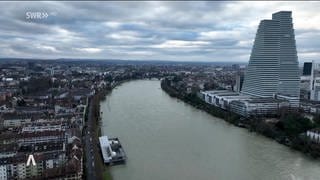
left=1, top=1, right=320, bottom=180
left=0, top=1, right=319, bottom=62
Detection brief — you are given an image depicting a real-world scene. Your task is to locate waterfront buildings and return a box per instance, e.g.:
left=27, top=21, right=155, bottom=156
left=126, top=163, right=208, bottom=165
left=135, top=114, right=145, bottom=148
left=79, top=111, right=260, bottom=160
left=202, top=90, right=250, bottom=110
left=200, top=11, right=302, bottom=117
left=241, top=11, right=300, bottom=107
left=201, top=90, right=288, bottom=117
left=229, top=98, right=288, bottom=118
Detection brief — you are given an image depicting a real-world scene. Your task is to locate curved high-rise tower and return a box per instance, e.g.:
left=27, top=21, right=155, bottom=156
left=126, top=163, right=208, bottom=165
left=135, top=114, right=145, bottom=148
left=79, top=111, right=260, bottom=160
left=241, top=11, right=300, bottom=104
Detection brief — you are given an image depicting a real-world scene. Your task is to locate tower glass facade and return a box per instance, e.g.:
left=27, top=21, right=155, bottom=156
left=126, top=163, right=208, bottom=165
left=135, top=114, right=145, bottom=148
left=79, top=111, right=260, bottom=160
left=241, top=11, right=300, bottom=101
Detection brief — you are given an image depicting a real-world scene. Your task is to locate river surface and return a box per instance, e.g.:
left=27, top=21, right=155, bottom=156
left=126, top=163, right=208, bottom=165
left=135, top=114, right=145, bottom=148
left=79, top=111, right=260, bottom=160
left=101, top=80, right=320, bottom=180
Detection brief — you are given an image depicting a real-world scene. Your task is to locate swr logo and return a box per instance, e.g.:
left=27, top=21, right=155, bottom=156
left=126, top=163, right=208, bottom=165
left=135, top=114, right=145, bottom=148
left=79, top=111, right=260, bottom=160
left=26, top=12, right=49, bottom=20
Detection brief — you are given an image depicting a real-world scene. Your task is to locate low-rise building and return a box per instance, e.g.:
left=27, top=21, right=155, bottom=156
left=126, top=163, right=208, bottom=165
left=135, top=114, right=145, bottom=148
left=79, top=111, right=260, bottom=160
left=201, top=90, right=250, bottom=110
left=201, top=90, right=290, bottom=117
left=275, top=94, right=300, bottom=108
left=230, top=98, right=288, bottom=118
left=1, top=113, right=32, bottom=128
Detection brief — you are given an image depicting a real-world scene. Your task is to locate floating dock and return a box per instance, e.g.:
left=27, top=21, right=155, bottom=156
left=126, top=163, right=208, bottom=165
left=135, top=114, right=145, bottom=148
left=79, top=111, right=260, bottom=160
left=99, top=136, right=126, bottom=165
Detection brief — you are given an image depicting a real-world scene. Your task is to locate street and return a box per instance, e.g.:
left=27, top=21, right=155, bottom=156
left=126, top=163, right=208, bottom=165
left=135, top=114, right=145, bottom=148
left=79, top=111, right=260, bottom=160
left=84, top=98, right=97, bottom=180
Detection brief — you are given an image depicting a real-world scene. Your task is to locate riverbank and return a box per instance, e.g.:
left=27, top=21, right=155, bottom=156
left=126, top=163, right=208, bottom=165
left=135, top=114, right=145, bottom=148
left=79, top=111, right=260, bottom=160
left=160, top=79, right=320, bottom=159
left=91, top=79, right=140, bottom=180
left=90, top=89, right=112, bottom=180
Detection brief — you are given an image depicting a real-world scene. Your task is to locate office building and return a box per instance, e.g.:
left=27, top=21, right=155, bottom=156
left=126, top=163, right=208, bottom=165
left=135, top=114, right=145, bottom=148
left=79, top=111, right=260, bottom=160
left=234, top=72, right=244, bottom=92
left=310, top=60, right=320, bottom=101
left=241, top=11, right=300, bottom=107
left=201, top=11, right=301, bottom=117
left=303, top=62, right=312, bottom=76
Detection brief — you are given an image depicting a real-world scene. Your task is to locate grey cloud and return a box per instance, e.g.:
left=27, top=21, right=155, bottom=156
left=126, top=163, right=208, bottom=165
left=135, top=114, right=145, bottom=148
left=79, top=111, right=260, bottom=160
left=0, top=1, right=319, bottom=62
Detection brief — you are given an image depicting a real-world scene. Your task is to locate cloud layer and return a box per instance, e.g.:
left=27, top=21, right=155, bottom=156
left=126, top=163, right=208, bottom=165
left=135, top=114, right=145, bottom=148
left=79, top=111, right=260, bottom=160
left=0, top=1, right=319, bottom=62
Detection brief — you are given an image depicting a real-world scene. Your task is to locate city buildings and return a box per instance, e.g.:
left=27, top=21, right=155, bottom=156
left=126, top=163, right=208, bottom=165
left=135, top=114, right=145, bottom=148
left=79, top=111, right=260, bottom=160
left=0, top=59, right=183, bottom=179
left=0, top=62, right=98, bottom=179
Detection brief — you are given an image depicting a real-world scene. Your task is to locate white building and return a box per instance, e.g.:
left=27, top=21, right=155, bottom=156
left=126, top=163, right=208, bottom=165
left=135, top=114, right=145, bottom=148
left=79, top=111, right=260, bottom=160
left=201, top=90, right=251, bottom=110
left=310, top=60, right=320, bottom=101
left=99, top=136, right=114, bottom=164
left=201, top=90, right=289, bottom=117
left=230, top=98, right=289, bottom=118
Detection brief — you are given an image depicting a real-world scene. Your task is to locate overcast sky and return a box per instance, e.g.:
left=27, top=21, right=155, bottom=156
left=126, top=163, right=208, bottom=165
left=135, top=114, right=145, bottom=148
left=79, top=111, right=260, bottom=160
left=0, top=1, right=319, bottom=62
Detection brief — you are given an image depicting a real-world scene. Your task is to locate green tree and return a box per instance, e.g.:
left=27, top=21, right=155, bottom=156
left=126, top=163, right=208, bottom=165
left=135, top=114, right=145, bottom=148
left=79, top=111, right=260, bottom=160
left=282, top=114, right=314, bottom=136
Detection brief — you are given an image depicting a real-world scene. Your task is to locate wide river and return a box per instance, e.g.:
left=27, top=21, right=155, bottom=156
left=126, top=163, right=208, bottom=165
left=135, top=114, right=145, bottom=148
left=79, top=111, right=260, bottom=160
left=101, top=80, right=320, bottom=180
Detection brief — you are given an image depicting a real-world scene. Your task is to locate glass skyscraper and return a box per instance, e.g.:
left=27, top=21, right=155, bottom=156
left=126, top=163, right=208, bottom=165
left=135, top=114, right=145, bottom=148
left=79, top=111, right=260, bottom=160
left=241, top=11, right=300, bottom=100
